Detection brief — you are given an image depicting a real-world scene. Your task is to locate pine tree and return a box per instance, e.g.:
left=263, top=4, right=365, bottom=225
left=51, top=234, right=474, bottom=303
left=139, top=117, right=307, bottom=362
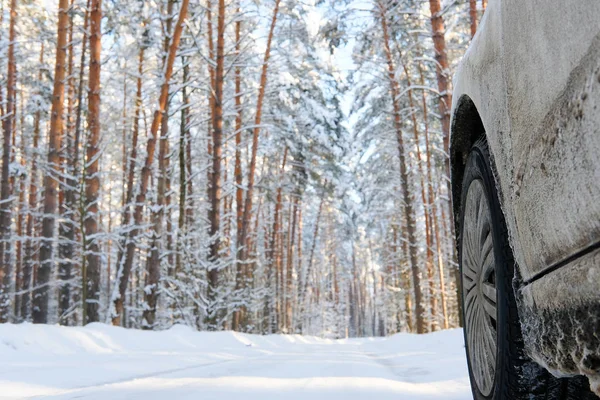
left=379, top=1, right=425, bottom=333
left=35, top=0, right=70, bottom=324
left=111, top=0, right=189, bottom=326
left=82, top=0, right=102, bottom=324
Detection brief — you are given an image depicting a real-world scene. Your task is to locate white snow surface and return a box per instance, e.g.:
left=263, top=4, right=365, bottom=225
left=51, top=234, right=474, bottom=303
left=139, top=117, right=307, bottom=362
left=0, top=323, right=471, bottom=399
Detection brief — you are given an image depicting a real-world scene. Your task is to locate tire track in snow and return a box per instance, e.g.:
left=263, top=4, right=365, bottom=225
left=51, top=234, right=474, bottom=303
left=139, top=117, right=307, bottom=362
left=27, top=354, right=274, bottom=399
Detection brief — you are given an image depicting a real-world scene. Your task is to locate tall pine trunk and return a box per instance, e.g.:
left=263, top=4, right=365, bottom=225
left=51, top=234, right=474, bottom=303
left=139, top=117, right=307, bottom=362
left=111, top=0, right=189, bottom=325
left=0, top=0, right=17, bottom=322
left=427, top=0, right=452, bottom=182
left=14, top=90, right=26, bottom=320
left=284, top=195, right=299, bottom=332
left=396, top=51, right=438, bottom=331
left=233, top=0, right=281, bottom=330
left=71, top=1, right=91, bottom=323
left=417, top=62, right=450, bottom=329
left=144, top=0, right=175, bottom=328
left=58, top=0, right=77, bottom=324
left=300, top=184, right=326, bottom=314
left=270, top=148, right=287, bottom=332
left=21, top=43, right=45, bottom=321
left=176, top=55, right=190, bottom=276
left=82, top=0, right=102, bottom=324
left=469, top=0, right=477, bottom=38
left=380, top=2, right=425, bottom=333
left=231, top=5, right=245, bottom=332
left=34, top=0, right=70, bottom=324
left=427, top=0, right=461, bottom=328
left=206, top=0, right=225, bottom=328
left=238, top=0, right=281, bottom=261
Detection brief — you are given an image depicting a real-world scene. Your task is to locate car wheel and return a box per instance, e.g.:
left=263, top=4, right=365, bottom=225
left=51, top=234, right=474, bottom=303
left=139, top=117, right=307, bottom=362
left=458, top=137, right=597, bottom=399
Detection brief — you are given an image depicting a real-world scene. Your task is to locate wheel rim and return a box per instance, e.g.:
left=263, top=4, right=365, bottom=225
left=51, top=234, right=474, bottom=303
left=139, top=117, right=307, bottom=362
left=462, top=179, right=498, bottom=396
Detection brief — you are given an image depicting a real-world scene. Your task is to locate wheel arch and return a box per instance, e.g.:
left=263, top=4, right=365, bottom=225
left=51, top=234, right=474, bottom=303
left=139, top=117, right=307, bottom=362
left=450, top=94, right=486, bottom=236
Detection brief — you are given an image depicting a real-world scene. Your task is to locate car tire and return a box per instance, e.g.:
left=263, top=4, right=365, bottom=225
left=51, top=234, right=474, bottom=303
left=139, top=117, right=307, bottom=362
left=458, top=137, right=597, bottom=400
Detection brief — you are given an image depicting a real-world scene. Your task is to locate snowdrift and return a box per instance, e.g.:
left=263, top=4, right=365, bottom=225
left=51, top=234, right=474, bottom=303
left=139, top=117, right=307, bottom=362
left=0, top=323, right=470, bottom=399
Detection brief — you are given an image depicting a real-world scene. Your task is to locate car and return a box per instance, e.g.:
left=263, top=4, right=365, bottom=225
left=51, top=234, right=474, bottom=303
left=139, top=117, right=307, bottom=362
left=449, top=0, right=600, bottom=398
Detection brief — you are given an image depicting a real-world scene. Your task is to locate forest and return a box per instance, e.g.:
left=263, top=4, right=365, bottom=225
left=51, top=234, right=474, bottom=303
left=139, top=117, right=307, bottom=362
left=0, top=0, right=486, bottom=337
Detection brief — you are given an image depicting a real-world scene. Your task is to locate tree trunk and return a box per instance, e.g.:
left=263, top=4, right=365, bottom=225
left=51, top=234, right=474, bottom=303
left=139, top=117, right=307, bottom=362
left=237, top=0, right=281, bottom=261
left=205, top=0, right=215, bottom=217
left=396, top=51, right=437, bottom=331
left=400, top=238, right=414, bottom=333
left=0, top=0, right=17, bottom=322
left=71, top=0, right=91, bottom=324
left=110, top=0, right=189, bottom=326
left=231, top=5, right=244, bottom=331
left=14, top=86, right=25, bottom=321
left=34, top=0, right=70, bottom=324
left=83, top=0, right=102, bottom=324
left=21, top=43, right=45, bottom=321
left=185, top=102, right=194, bottom=227
left=380, top=2, right=425, bottom=333
left=418, top=62, right=449, bottom=329
left=427, top=4, right=458, bottom=315
left=285, top=195, right=299, bottom=332
left=427, top=2, right=459, bottom=311
left=469, top=0, right=477, bottom=38
left=234, top=7, right=243, bottom=250
left=269, top=148, right=287, bottom=332
left=427, top=0, right=452, bottom=179
left=112, top=32, right=145, bottom=327
left=388, top=223, right=398, bottom=332
left=233, top=0, right=281, bottom=326
left=176, top=56, right=190, bottom=276
left=122, top=37, right=145, bottom=231
left=144, top=0, right=175, bottom=329
left=58, top=0, right=77, bottom=324
left=300, top=183, right=326, bottom=312
left=205, top=0, right=225, bottom=328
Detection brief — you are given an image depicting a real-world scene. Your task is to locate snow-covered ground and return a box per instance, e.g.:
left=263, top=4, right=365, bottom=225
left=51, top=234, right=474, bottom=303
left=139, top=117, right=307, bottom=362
left=0, top=323, right=471, bottom=400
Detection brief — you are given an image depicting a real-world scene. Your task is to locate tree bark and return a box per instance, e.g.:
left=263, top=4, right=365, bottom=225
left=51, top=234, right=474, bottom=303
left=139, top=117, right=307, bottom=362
left=34, top=0, right=70, bottom=324
left=427, top=0, right=452, bottom=169
left=417, top=62, right=449, bottom=329
left=231, top=6, right=244, bottom=331
left=300, top=183, right=326, bottom=312
left=21, top=43, right=45, bottom=321
left=0, top=0, right=17, bottom=322
left=234, top=7, right=243, bottom=250
left=469, top=0, right=477, bottom=38
left=114, top=27, right=146, bottom=327
left=111, top=0, right=189, bottom=325
left=176, top=55, right=190, bottom=276
left=144, top=0, right=175, bottom=329
left=269, top=148, right=287, bottom=332
left=71, top=0, right=92, bottom=323
left=205, top=0, right=225, bottom=328
left=14, top=88, right=26, bottom=320
left=380, top=2, right=425, bottom=333
left=205, top=0, right=215, bottom=209
left=427, top=0, right=461, bottom=328
left=238, top=0, right=281, bottom=261
left=58, top=0, right=77, bottom=324
left=284, top=195, right=299, bottom=332
left=396, top=50, right=438, bottom=331
left=82, top=0, right=102, bottom=324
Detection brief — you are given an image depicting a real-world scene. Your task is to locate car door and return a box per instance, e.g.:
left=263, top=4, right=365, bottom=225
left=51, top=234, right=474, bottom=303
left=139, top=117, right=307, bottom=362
left=500, top=0, right=600, bottom=281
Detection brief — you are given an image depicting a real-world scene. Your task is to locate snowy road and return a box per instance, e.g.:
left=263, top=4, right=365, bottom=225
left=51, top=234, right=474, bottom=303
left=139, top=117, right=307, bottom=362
left=0, top=324, right=471, bottom=399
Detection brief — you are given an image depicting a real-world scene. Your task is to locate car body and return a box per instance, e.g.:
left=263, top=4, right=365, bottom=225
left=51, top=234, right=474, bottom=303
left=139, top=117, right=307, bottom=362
left=450, top=0, right=600, bottom=396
